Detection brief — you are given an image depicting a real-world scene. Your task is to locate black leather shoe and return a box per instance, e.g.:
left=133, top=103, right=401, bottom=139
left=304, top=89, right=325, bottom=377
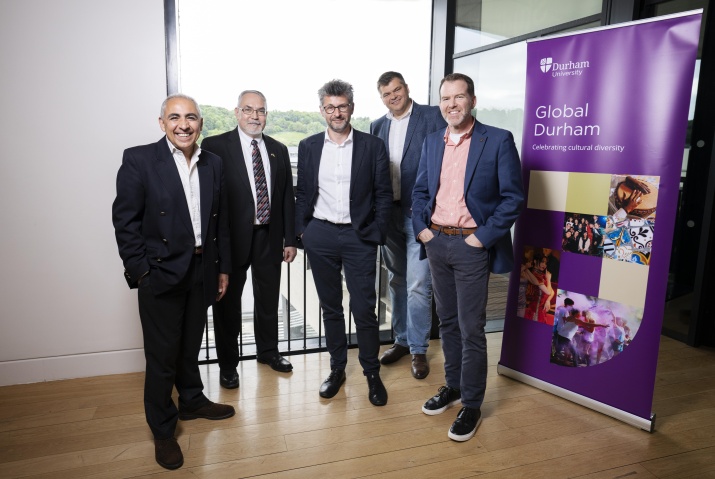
left=379, top=344, right=410, bottom=365
left=154, top=437, right=183, bottom=470
left=219, top=370, right=239, bottom=389
left=178, top=400, right=235, bottom=421
left=366, top=372, right=388, bottom=406
left=257, top=354, right=293, bottom=373
left=319, top=369, right=346, bottom=398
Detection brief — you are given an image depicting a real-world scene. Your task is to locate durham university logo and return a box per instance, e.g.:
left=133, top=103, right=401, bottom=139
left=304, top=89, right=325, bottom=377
left=540, top=57, right=553, bottom=73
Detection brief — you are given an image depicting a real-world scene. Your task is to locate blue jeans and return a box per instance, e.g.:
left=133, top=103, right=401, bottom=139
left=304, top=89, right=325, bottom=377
left=425, top=232, right=490, bottom=409
left=381, top=204, right=432, bottom=354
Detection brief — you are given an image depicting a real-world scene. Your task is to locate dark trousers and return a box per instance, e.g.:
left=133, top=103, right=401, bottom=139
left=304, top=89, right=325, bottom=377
left=303, top=219, right=380, bottom=374
left=137, top=254, right=209, bottom=440
left=213, top=226, right=281, bottom=370
left=425, top=233, right=490, bottom=410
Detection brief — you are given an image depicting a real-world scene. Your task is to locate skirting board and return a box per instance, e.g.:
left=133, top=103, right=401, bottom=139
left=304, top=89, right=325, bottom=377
left=0, top=349, right=146, bottom=386
left=497, top=363, right=655, bottom=432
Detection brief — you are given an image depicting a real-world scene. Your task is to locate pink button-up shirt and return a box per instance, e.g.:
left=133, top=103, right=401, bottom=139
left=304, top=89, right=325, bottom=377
left=430, top=120, right=477, bottom=228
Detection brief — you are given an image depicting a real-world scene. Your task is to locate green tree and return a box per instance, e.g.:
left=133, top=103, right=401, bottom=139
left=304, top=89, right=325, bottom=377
left=199, top=104, right=375, bottom=147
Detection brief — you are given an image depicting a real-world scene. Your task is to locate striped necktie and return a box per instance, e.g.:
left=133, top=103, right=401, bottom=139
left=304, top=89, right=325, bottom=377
left=251, top=139, right=270, bottom=224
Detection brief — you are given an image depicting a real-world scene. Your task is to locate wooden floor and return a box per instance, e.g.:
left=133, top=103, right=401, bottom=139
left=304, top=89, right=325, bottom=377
left=1, top=334, right=715, bottom=478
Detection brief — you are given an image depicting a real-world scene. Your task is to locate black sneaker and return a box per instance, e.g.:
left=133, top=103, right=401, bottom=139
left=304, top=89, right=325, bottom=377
left=422, top=385, right=461, bottom=416
left=448, top=407, right=482, bottom=442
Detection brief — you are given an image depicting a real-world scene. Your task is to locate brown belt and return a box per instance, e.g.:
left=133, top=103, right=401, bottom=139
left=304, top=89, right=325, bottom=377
left=193, top=246, right=203, bottom=255
left=430, top=223, right=477, bottom=236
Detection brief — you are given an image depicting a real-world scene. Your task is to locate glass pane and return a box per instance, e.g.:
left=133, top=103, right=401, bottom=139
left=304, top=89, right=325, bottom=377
left=179, top=0, right=433, bottom=357
left=455, top=0, right=601, bottom=52
left=454, top=42, right=527, bottom=155
left=641, top=0, right=709, bottom=340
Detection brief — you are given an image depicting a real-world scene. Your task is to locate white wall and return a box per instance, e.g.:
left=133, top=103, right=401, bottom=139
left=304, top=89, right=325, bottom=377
left=0, top=0, right=167, bottom=385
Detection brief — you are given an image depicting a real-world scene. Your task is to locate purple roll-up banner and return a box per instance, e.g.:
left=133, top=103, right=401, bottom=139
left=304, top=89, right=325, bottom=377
left=499, top=11, right=702, bottom=431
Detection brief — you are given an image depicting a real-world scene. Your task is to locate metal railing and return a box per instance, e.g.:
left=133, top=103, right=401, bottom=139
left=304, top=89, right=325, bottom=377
left=199, top=247, right=396, bottom=364
left=198, top=233, right=511, bottom=365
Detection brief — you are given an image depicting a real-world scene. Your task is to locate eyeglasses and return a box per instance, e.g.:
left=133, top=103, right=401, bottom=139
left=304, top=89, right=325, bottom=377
left=322, top=104, right=351, bottom=114
left=239, top=107, right=267, bottom=116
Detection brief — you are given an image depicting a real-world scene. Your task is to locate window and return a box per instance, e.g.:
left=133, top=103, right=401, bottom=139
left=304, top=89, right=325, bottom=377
left=175, top=0, right=434, bottom=357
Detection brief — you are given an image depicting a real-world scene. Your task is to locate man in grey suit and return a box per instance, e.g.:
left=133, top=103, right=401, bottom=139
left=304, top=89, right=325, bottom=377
left=295, top=79, right=393, bottom=406
left=370, top=72, right=447, bottom=379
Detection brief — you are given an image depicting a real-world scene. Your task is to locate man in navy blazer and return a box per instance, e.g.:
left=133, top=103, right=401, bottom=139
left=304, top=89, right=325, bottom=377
left=370, top=71, right=447, bottom=379
left=412, top=74, right=524, bottom=442
left=112, top=94, right=234, bottom=470
left=295, top=79, right=392, bottom=406
left=202, top=90, right=297, bottom=388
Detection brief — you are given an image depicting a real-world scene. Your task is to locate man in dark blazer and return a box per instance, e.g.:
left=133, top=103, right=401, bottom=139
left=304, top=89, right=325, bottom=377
left=412, top=74, right=524, bottom=442
left=202, top=90, right=296, bottom=389
left=370, top=71, right=447, bottom=380
left=112, top=94, right=235, bottom=470
left=295, top=79, right=392, bottom=406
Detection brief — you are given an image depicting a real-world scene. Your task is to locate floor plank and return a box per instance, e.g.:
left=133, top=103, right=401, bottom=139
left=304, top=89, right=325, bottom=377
left=1, top=335, right=714, bottom=478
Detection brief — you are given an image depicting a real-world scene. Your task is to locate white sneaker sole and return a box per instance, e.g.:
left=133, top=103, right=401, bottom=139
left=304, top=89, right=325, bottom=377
left=448, top=416, right=482, bottom=442
left=422, top=398, right=461, bottom=416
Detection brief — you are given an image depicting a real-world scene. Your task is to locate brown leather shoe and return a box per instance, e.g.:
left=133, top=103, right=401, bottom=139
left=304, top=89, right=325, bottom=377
left=155, top=437, right=183, bottom=470
left=411, top=354, right=430, bottom=379
left=379, top=344, right=410, bottom=365
left=178, top=400, right=235, bottom=421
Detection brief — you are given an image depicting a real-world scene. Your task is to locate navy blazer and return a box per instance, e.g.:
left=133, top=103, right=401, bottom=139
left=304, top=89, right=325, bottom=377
left=112, top=137, right=231, bottom=308
left=412, top=120, right=524, bottom=274
left=295, top=129, right=393, bottom=245
left=201, top=129, right=296, bottom=267
left=370, top=102, right=447, bottom=217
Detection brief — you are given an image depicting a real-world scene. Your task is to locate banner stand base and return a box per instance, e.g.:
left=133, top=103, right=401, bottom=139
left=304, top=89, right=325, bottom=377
left=497, top=363, right=655, bottom=433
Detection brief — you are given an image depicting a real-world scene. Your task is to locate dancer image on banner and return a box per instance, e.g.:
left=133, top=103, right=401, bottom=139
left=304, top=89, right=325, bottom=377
left=603, top=175, right=659, bottom=265
left=518, top=245, right=560, bottom=325
left=550, top=290, right=643, bottom=367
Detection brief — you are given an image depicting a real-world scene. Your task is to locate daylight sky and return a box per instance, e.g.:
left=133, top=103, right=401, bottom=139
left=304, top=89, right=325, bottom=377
left=177, top=0, right=432, bottom=120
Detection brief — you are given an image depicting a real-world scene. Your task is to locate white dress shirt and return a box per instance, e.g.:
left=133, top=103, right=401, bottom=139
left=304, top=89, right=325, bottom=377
left=313, top=128, right=354, bottom=224
left=167, top=138, right=202, bottom=247
left=386, top=100, right=413, bottom=201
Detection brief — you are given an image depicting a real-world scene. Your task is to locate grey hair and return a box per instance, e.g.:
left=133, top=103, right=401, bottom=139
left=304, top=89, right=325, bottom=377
left=318, top=79, right=354, bottom=105
left=160, top=93, right=202, bottom=119
left=237, top=90, right=268, bottom=110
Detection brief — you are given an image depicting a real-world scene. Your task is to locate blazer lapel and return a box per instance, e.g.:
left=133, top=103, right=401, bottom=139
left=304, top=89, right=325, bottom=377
left=310, top=134, right=323, bottom=189
left=376, top=119, right=391, bottom=158
left=264, top=136, right=280, bottom=191
left=229, top=129, right=253, bottom=192
left=349, top=131, right=365, bottom=198
left=198, top=152, right=213, bottom=244
left=431, top=135, right=446, bottom=196
left=154, top=138, right=193, bottom=236
left=464, top=121, right=487, bottom=192
left=402, top=103, right=421, bottom=160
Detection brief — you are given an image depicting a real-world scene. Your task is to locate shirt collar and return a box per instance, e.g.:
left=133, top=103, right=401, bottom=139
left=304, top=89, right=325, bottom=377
left=324, top=126, right=354, bottom=146
left=443, top=118, right=476, bottom=144
left=166, top=138, right=201, bottom=164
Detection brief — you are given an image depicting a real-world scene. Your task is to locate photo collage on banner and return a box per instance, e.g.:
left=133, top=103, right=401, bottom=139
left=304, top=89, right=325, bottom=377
left=519, top=169, right=652, bottom=369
